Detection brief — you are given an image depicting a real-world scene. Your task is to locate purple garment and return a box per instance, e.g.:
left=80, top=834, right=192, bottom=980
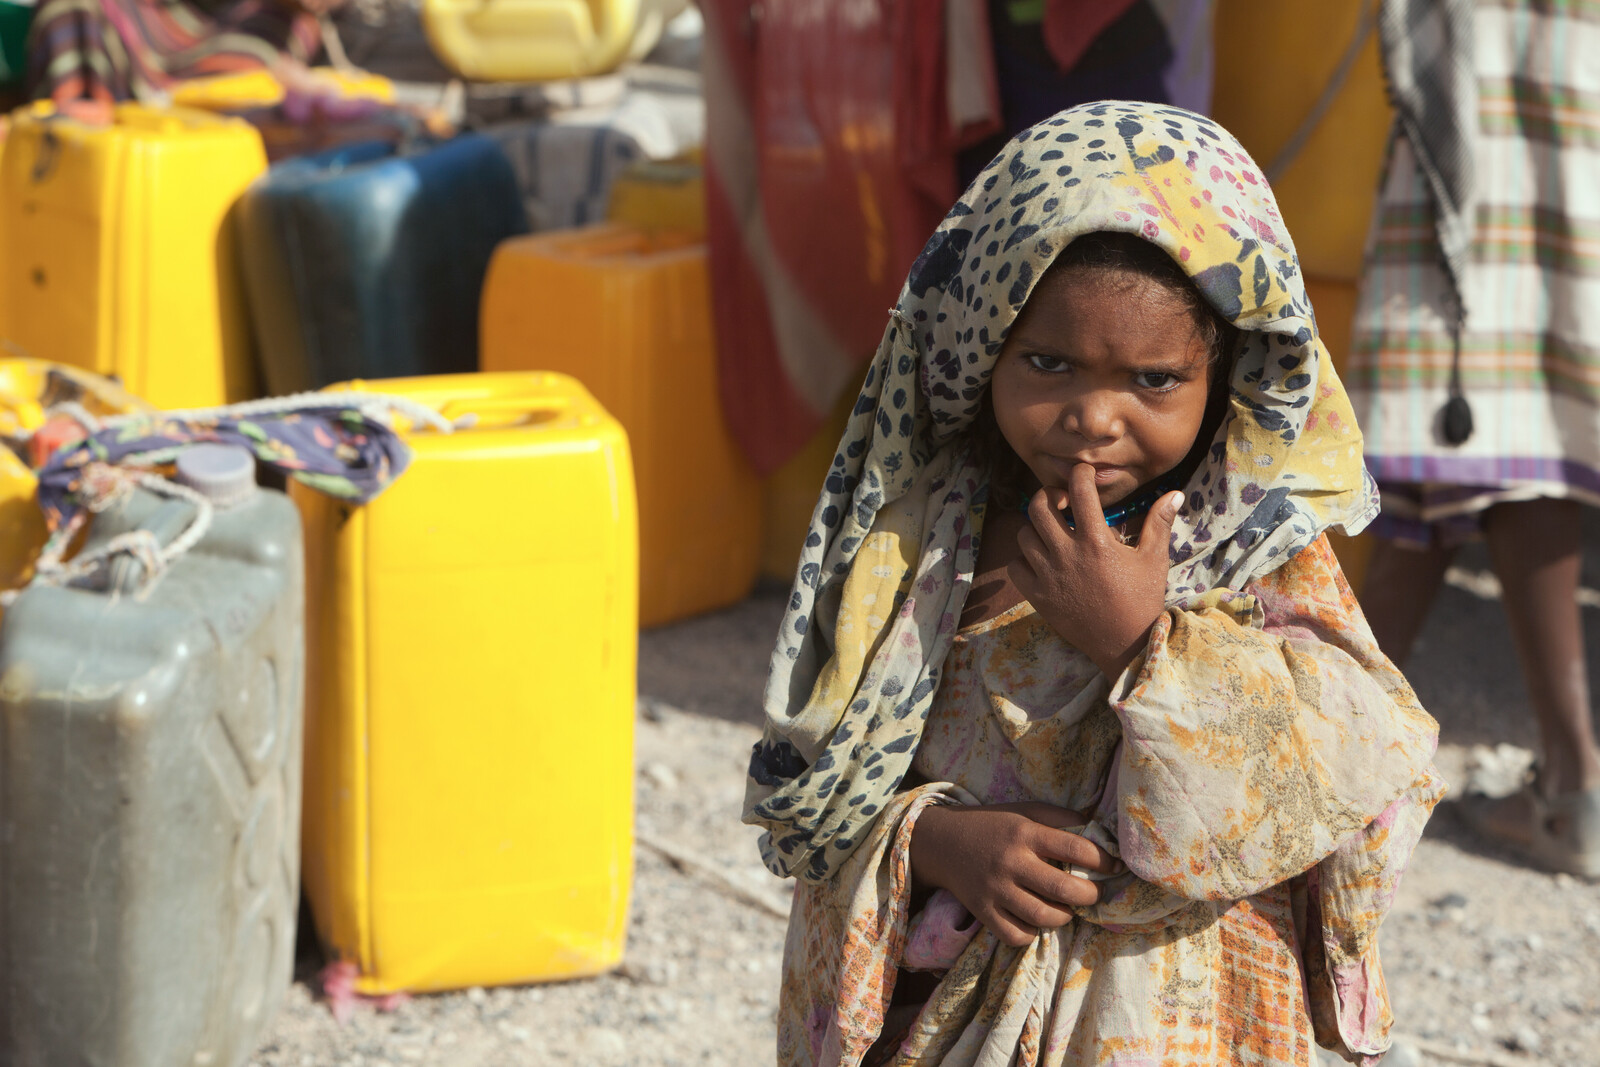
left=37, top=407, right=411, bottom=531
left=956, top=0, right=1215, bottom=186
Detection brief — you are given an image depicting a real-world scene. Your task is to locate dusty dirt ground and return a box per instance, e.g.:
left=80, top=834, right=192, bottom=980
left=256, top=528, right=1600, bottom=1067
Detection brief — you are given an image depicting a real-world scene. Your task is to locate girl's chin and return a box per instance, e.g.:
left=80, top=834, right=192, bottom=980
left=1085, top=476, right=1163, bottom=509
left=1094, top=486, right=1142, bottom=512
left=1025, top=464, right=1177, bottom=509
left=1028, top=482, right=1140, bottom=510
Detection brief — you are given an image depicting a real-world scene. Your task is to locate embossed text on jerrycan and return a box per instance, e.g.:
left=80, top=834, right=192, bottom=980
left=0, top=445, right=305, bottom=1067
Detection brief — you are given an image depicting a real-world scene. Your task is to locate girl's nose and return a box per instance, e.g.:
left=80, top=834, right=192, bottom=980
left=1063, top=393, right=1121, bottom=443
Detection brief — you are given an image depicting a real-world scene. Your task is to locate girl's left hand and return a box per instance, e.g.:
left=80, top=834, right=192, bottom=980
left=1008, top=463, right=1182, bottom=680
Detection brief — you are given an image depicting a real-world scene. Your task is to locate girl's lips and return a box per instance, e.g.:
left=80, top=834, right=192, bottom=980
left=1088, top=465, right=1126, bottom=485
left=1040, top=457, right=1134, bottom=488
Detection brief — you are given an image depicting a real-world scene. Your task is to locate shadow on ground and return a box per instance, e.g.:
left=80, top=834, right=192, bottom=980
left=638, top=579, right=788, bottom=727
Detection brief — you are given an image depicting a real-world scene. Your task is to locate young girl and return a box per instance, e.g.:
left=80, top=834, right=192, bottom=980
left=745, top=102, right=1444, bottom=1066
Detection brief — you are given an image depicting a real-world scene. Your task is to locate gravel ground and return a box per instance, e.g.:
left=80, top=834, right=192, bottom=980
left=257, top=523, right=1600, bottom=1067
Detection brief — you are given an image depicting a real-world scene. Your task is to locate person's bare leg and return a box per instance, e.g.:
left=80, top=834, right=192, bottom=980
left=1482, top=498, right=1600, bottom=796
left=1360, top=538, right=1457, bottom=666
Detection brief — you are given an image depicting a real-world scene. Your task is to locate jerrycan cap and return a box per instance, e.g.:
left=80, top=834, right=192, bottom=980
left=175, top=443, right=258, bottom=508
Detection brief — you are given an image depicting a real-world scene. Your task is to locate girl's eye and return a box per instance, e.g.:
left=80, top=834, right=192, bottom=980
left=1135, top=371, right=1182, bottom=391
left=1026, top=353, right=1067, bottom=373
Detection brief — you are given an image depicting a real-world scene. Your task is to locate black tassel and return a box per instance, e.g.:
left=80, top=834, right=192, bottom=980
left=1440, top=314, right=1473, bottom=446
left=1442, top=393, right=1474, bottom=444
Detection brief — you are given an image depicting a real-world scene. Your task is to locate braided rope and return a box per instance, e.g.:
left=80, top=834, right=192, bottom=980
left=99, top=391, right=460, bottom=435
left=16, top=468, right=214, bottom=599
left=42, top=400, right=103, bottom=432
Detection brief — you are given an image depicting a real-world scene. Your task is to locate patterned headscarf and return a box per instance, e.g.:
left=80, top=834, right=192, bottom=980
left=744, top=101, right=1379, bottom=883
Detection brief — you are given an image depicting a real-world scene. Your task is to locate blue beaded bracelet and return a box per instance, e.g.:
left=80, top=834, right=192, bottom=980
left=1017, top=470, right=1185, bottom=530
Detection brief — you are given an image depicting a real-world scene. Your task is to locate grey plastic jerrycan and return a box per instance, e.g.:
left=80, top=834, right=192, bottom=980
left=0, top=445, right=305, bottom=1067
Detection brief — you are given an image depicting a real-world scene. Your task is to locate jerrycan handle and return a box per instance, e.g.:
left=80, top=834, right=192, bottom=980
left=553, top=227, right=698, bottom=259
left=102, top=496, right=201, bottom=594
left=102, top=446, right=255, bottom=593
left=434, top=392, right=574, bottom=429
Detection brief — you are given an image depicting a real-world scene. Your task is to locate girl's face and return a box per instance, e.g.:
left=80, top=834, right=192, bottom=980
left=990, top=265, right=1216, bottom=508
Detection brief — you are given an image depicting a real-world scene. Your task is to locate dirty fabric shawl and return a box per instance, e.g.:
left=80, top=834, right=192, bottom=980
left=780, top=538, right=1442, bottom=1066
left=745, top=101, right=1389, bottom=884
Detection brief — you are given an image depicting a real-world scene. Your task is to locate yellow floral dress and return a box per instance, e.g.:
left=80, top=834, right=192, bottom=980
left=775, top=538, right=1443, bottom=1067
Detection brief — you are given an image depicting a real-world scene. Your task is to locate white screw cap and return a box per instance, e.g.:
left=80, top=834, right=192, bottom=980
left=175, top=443, right=258, bottom=508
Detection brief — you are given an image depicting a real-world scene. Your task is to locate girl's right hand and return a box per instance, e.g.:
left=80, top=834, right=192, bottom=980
left=909, top=802, right=1117, bottom=948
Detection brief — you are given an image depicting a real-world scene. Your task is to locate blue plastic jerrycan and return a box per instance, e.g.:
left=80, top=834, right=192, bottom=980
left=235, top=134, right=530, bottom=396
left=0, top=445, right=305, bottom=1067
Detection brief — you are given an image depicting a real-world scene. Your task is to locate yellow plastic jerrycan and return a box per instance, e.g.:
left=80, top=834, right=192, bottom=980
left=0, top=438, right=39, bottom=597
left=0, top=102, right=266, bottom=410
left=295, top=371, right=638, bottom=994
left=481, top=223, right=761, bottom=627
left=169, top=67, right=396, bottom=112
left=0, top=360, right=153, bottom=596
left=423, top=0, right=688, bottom=81
left=426, top=0, right=624, bottom=80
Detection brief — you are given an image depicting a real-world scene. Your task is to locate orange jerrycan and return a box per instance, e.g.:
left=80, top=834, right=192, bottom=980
left=1210, top=0, right=1392, bottom=284
left=296, top=372, right=638, bottom=994
left=0, top=102, right=266, bottom=410
left=606, top=153, right=706, bottom=238
left=759, top=388, right=855, bottom=582
left=1211, top=0, right=1391, bottom=589
left=481, top=223, right=760, bottom=626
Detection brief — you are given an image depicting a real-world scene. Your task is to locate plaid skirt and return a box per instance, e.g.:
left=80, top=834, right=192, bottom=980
left=1349, top=0, right=1600, bottom=546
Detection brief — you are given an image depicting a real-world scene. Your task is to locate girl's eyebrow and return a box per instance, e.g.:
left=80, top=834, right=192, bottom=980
left=1014, top=340, right=1084, bottom=366
left=1127, top=353, right=1208, bottom=374
left=1021, top=334, right=1075, bottom=356
left=1025, top=330, right=1209, bottom=371
left=1124, top=337, right=1213, bottom=374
